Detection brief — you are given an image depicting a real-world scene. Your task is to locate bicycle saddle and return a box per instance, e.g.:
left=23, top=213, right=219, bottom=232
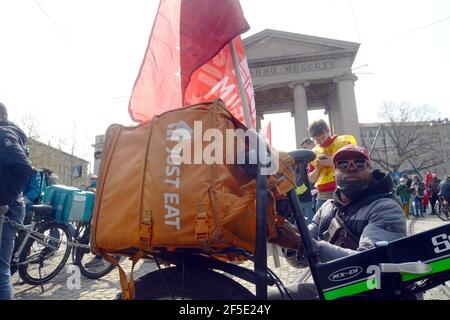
left=32, top=204, right=54, bottom=219
left=288, top=149, right=316, bottom=163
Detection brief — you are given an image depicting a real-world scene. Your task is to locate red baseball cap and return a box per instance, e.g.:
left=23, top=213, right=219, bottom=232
left=333, top=144, right=371, bottom=165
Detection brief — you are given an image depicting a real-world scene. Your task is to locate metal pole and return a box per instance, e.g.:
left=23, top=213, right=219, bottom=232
left=407, top=157, right=423, bottom=181
left=382, top=125, right=388, bottom=164
left=287, top=189, right=324, bottom=299
left=231, top=37, right=272, bottom=298
left=369, top=126, right=382, bottom=157
left=230, top=39, right=253, bottom=129
left=255, top=136, right=268, bottom=299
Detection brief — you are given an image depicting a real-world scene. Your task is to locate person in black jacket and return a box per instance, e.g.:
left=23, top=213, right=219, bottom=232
left=410, top=175, right=426, bottom=217
left=440, top=175, right=450, bottom=202
left=0, top=103, right=32, bottom=300
left=296, top=138, right=315, bottom=223
left=428, top=174, right=441, bottom=215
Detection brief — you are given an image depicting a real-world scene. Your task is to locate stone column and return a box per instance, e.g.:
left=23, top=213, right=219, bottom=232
left=334, top=74, right=361, bottom=143
left=290, top=82, right=310, bottom=149
left=256, top=113, right=263, bottom=132
left=328, top=88, right=341, bottom=135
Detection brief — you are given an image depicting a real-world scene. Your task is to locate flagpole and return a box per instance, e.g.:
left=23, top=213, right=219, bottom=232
left=231, top=39, right=282, bottom=267
left=231, top=37, right=277, bottom=300
left=230, top=39, right=253, bottom=129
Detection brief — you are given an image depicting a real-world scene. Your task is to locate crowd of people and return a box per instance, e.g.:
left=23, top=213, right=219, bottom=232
left=395, top=172, right=450, bottom=218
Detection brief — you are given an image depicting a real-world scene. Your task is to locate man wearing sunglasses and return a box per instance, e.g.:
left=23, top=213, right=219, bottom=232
left=270, top=144, right=406, bottom=299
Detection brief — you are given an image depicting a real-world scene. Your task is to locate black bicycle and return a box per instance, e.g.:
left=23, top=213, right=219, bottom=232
left=437, top=194, right=450, bottom=221
left=72, top=222, right=118, bottom=279
left=10, top=205, right=72, bottom=286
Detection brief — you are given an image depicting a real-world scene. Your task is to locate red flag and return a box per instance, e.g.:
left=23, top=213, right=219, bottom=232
left=128, top=0, right=255, bottom=127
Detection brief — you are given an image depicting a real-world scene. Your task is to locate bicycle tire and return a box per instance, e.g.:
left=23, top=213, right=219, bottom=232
left=70, top=223, right=88, bottom=263
left=115, top=267, right=255, bottom=300
left=73, top=233, right=117, bottom=280
left=437, top=203, right=450, bottom=221
left=18, top=222, right=72, bottom=286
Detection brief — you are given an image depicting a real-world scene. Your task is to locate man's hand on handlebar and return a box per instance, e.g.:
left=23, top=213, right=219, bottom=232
left=269, top=218, right=302, bottom=250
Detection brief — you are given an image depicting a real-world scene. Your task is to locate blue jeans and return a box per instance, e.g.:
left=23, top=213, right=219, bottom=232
left=412, top=197, right=424, bottom=216
left=300, top=201, right=314, bottom=225
left=0, top=205, right=25, bottom=300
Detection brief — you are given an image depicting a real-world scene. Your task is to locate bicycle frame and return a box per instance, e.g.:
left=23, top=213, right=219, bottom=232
left=12, top=221, right=37, bottom=265
left=11, top=219, right=65, bottom=270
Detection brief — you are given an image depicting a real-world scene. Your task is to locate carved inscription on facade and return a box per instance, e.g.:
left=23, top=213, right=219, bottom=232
left=250, top=61, right=334, bottom=78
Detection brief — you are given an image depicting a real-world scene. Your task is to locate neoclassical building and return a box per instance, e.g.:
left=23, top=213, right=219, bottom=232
left=244, top=29, right=361, bottom=147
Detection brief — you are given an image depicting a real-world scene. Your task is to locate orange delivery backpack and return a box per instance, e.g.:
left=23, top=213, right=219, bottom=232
left=90, top=100, right=296, bottom=297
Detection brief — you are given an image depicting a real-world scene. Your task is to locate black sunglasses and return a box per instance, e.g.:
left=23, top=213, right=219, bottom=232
left=335, top=159, right=370, bottom=170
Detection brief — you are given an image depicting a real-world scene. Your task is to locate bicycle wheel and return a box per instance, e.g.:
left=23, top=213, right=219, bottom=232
left=73, top=228, right=117, bottom=279
left=70, top=222, right=87, bottom=263
left=437, top=203, right=450, bottom=221
left=115, top=267, right=255, bottom=300
left=18, top=222, right=72, bottom=286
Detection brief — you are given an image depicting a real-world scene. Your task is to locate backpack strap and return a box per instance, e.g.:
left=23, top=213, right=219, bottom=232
left=321, top=206, right=359, bottom=250
left=101, top=250, right=144, bottom=300
left=332, top=213, right=360, bottom=250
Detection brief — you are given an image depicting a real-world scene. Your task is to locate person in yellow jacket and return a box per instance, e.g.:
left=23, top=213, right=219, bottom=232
left=307, top=120, right=357, bottom=210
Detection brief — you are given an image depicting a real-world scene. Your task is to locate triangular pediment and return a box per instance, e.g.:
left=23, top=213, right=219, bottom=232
left=243, top=29, right=359, bottom=62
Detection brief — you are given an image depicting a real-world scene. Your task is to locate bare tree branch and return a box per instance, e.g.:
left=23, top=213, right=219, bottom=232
left=19, top=113, right=43, bottom=140
left=363, top=101, right=442, bottom=174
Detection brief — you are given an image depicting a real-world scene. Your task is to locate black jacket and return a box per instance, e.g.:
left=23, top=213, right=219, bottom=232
left=309, top=170, right=406, bottom=262
left=440, top=179, right=450, bottom=201
left=295, top=162, right=313, bottom=203
left=0, top=121, right=32, bottom=206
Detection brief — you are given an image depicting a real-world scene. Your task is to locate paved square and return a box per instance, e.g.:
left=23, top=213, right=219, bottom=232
left=12, top=216, right=450, bottom=300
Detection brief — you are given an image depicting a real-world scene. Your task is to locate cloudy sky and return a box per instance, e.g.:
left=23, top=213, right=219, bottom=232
left=1, top=0, right=449, bottom=164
